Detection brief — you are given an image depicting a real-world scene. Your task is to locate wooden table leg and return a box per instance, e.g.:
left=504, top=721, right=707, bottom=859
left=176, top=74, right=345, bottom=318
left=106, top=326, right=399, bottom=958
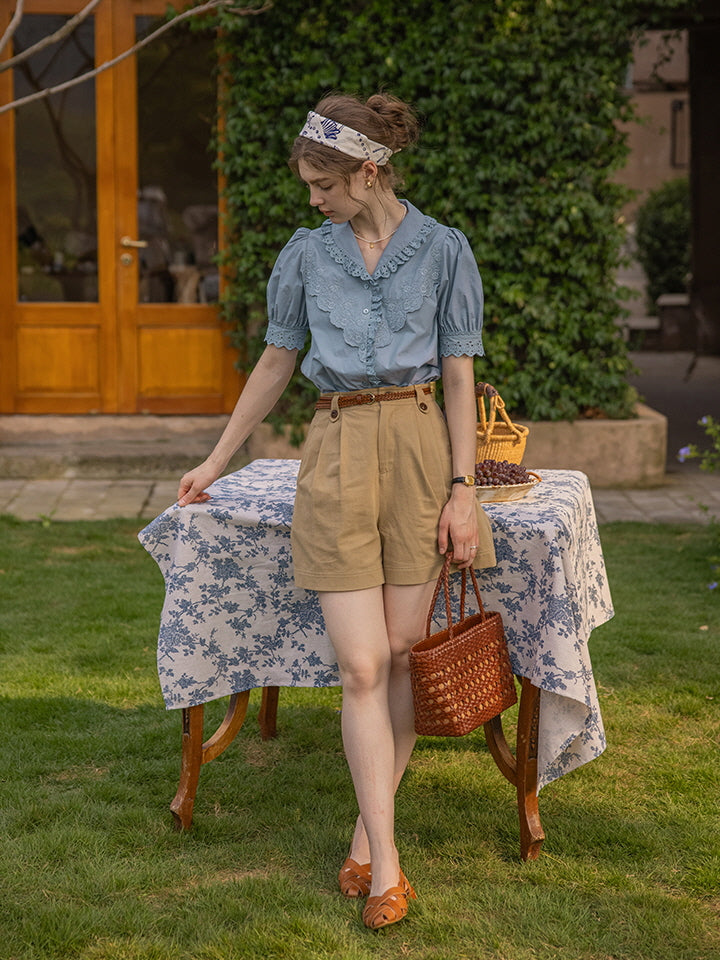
left=514, top=677, right=545, bottom=861
left=258, top=686, right=280, bottom=740
left=170, top=690, right=251, bottom=831
left=484, top=676, right=546, bottom=861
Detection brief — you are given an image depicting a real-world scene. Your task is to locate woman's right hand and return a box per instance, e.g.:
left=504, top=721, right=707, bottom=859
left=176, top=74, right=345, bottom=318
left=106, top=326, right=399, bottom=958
left=177, top=461, right=222, bottom=506
left=174, top=347, right=299, bottom=508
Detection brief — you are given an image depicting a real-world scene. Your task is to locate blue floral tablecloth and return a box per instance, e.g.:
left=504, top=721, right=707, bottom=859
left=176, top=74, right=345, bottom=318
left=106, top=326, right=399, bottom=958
left=139, top=459, right=613, bottom=790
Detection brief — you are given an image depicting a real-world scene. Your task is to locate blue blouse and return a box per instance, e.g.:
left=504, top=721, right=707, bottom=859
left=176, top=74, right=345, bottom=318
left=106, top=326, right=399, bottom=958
left=264, top=200, right=485, bottom=392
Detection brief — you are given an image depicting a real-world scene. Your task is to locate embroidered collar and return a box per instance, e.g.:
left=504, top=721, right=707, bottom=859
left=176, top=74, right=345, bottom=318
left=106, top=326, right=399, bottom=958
left=322, top=201, right=437, bottom=280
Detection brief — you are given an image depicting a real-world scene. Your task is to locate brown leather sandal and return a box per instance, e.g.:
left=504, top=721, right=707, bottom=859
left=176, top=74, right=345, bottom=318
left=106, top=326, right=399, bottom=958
left=338, top=857, right=372, bottom=898
left=399, top=870, right=417, bottom=900
left=362, top=873, right=417, bottom=930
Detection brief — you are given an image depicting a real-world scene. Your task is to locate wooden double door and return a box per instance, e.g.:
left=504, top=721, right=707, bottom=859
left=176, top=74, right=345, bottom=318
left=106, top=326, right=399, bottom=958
left=0, top=0, right=239, bottom=413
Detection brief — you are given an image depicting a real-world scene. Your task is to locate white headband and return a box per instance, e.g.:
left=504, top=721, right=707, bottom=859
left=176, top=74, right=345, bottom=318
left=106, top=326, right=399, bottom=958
left=298, top=110, right=395, bottom=165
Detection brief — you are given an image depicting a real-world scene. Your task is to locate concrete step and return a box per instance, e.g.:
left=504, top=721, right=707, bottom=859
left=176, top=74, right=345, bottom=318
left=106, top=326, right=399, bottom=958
left=0, top=415, right=250, bottom=479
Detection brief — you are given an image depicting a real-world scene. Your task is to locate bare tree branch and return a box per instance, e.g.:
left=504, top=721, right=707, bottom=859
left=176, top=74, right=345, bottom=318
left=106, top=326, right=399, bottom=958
left=0, top=0, right=24, bottom=59
left=0, top=0, right=103, bottom=73
left=0, top=0, right=272, bottom=116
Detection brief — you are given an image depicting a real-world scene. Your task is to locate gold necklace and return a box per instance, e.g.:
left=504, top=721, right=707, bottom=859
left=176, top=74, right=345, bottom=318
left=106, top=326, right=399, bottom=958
left=351, top=209, right=406, bottom=249
left=351, top=227, right=398, bottom=249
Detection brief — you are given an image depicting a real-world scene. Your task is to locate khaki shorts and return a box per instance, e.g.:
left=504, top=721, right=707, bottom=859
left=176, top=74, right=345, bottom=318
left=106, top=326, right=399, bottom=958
left=291, top=384, right=496, bottom=592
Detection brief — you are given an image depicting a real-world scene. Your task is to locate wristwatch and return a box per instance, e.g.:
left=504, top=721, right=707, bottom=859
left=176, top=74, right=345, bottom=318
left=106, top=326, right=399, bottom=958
left=451, top=475, right=476, bottom=487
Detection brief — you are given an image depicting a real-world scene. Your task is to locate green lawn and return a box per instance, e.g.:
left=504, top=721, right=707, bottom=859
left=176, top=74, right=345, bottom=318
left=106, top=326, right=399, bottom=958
left=0, top=517, right=718, bottom=960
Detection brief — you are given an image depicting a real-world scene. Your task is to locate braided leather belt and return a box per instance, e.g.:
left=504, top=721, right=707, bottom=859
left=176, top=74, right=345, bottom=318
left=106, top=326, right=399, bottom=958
left=316, top=385, right=434, bottom=410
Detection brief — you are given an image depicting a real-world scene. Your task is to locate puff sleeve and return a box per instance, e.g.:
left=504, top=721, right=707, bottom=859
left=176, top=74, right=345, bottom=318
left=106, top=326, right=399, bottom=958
left=264, top=228, right=310, bottom=351
left=436, top=228, right=485, bottom=358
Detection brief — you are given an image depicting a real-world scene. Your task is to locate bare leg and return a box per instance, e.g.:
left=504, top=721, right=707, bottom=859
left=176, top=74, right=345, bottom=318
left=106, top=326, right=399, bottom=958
left=318, top=579, right=435, bottom=897
left=346, top=579, right=436, bottom=866
left=385, top=579, right=436, bottom=780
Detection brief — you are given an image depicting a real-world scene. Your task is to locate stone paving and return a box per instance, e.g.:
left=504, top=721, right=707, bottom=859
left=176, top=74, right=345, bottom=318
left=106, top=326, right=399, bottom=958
left=591, top=470, right=720, bottom=525
left=0, top=476, right=179, bottom=522
left=1, top=349, right=718, bottom=525
left=1, top=466, right=719, bottom=525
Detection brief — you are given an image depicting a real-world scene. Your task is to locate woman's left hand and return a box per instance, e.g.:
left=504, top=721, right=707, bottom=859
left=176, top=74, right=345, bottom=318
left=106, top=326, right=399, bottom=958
left=438, top=487, right=479, bottom=569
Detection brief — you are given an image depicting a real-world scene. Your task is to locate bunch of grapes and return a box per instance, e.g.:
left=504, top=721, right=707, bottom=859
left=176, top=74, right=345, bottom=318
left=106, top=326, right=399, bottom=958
left=475, top=459, right=532, bottom=486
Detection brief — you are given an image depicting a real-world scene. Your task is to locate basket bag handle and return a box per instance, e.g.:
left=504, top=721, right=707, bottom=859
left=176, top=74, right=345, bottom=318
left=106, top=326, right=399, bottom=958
left=475, top=382, right=525, bottom=442
left=424, top=552, right=487, bottom=640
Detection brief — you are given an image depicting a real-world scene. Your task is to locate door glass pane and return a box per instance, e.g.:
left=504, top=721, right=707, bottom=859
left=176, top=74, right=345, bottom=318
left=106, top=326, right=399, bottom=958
left=14, top=15, right=98, bottom=302
left=136, top=18, right=218, bottom=304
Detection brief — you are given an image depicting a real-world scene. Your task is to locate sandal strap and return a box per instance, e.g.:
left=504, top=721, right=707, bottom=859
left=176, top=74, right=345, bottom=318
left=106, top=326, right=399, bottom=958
left=338, top=857, right=372, bottom=898
left=362, top=886, right=410, bottom=929
left=399, top=869, right=417, bottom=900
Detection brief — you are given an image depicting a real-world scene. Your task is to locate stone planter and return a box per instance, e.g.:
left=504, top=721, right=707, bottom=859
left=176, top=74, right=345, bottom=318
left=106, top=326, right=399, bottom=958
left=517, top=403, right=667, bottom=488
left=244, top=422, right=307, bottom=462
left=245, top=403, right=668, bottom=489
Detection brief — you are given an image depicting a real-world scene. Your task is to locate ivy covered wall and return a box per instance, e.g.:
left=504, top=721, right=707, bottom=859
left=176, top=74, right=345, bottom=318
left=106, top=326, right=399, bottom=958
left=214, top=0, right=694, bottom=428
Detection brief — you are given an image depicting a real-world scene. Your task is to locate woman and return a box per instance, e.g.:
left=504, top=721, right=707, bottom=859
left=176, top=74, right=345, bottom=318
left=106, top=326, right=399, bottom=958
left=177, top=92, right=495, bottom=930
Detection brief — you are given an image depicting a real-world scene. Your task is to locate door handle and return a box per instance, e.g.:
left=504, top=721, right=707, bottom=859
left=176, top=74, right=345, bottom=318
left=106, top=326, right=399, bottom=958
left=120, top=236, right=148, bottom=248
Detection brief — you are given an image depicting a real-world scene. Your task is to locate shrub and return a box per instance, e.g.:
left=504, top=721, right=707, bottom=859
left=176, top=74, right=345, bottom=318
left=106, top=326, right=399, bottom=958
left=635, top=176, right=691, bottom=312
left=214, top=0, right=695, bottom=431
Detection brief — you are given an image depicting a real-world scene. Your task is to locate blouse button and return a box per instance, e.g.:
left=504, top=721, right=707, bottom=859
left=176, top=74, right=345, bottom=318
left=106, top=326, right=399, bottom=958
left=362, top=308, right=369, bottom=314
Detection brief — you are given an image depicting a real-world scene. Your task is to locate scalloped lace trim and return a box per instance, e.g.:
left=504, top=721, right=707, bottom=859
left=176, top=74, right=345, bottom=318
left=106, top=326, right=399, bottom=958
left=265, top=323, right=307, bottom=351
left=320, top=215, right=437, bottom=280
left=440, top=331, right=485, bottom=357
left=304, top=221, right=443, bottom=358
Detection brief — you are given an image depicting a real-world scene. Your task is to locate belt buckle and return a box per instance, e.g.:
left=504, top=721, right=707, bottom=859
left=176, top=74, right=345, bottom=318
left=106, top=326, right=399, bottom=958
left=363, top=392, right=376, bottom=404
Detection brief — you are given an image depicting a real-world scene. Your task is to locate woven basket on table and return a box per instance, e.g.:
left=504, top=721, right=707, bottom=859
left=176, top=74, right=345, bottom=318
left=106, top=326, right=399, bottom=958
left=475, top=382, right=529, bottom=465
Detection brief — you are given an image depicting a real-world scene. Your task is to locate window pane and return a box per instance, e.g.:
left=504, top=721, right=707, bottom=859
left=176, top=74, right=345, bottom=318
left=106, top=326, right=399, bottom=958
left=136, top=18, right=218, bottom=304
left=14, top=15, right=98, bottom=302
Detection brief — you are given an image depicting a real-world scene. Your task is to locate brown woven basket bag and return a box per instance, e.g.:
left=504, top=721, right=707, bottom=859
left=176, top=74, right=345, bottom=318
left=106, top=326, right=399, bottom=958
left=409, top=554, right=518, bottom=737
left=476, top=382, right=529, bottom=465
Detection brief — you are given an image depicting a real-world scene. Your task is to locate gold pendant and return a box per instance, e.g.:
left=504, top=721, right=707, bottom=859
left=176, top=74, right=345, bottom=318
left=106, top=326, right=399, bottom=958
left=369, top=242, right=375, bottom=249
